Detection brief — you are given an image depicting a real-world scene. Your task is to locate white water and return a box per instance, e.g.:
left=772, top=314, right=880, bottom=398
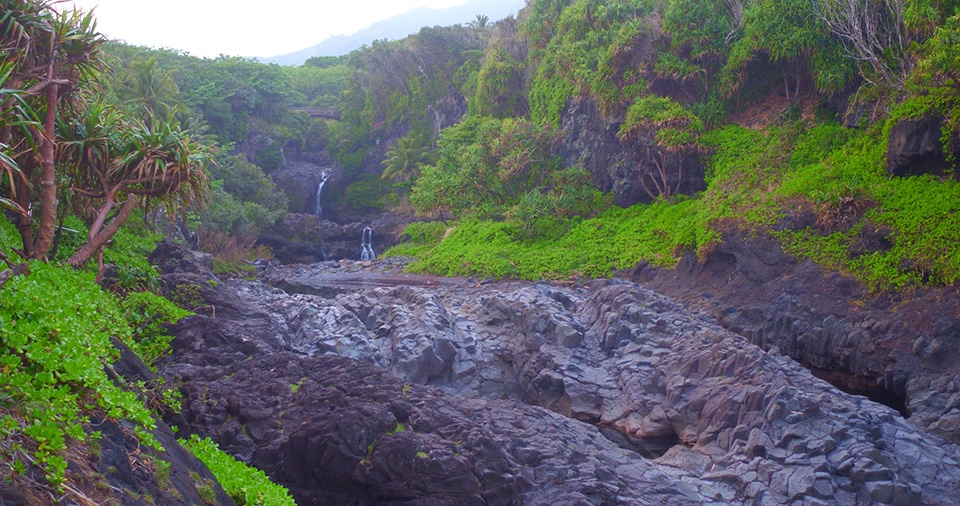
left=315, top=169, right=331, bottom=220
left=360, top=227, right=376, bottom=261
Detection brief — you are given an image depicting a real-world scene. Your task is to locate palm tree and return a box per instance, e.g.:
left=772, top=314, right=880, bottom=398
left=381, top=133, right=434, bottom=182
left=117, top=57, right=183, bottom=124
left=467, top=14, right=490, bottom=29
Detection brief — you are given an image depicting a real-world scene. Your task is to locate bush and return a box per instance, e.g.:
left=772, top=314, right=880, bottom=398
left=180, top=435, right=296, bottom=506
left=119, top=291, right=192, bottom=367
left=209, top=156, right=288, bottom=213
left=343, top=174, right=388, bottom=212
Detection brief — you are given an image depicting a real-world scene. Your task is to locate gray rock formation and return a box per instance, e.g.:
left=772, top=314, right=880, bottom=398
left=636, top=230, right=960, bottom=447
left=159, top=261, right=960, bottom=505
left=886, top=114, right=959, bottom=178
left=557, top=97, right=706, bottom=207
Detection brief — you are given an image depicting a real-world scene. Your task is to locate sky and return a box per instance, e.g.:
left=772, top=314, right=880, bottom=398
left=63, top=0, right=470, bottom=59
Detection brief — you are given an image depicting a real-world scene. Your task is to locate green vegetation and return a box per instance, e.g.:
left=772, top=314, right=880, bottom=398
left=180, top=435, right=296, bottom=506
left=411, top=116, right=606, bottom=233
left=373, top=0, right=960, bottom=295
left=0, top=262, right=159, bottom=490
left=119, top=291, right=192, bottom=367
left=398, top=120, right=960, bottom=292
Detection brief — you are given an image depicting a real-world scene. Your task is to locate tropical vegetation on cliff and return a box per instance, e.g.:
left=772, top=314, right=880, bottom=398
left=3, top=0, right=960, bottom=502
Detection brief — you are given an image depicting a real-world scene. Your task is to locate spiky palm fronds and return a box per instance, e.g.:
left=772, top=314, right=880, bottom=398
left=381, top=133, right=435, bottom=182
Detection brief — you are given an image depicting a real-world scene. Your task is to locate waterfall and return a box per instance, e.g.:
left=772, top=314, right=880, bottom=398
left=315, top=169, right=331, bottom=220
left=360, top=227, right=376, bottom=261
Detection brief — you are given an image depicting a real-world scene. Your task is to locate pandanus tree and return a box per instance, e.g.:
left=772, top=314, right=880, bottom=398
left=0, top=0, right=103, bottom=261
left=0, top=1, right=210, bottom=273
left=59, top=102, right=210, bottom=273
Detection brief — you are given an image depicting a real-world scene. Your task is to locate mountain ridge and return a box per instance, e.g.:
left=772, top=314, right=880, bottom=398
left=262, top=0, right=525, bottom=66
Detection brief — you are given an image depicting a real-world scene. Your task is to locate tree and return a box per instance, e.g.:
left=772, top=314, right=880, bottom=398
left=0, top=0, right=104, bottom=261
left=381, top=132, right=434, bottom=182
left=115, top=56, right=182, bottom=123
left=618, top=95, right=704, bottom=200
left=811, top=0, right=910, bottom=88
left=468, top=14, right=490, bottom=29
left=472, top=47, right=527, bottom=118
left=59, top=102, right=210, bottom=271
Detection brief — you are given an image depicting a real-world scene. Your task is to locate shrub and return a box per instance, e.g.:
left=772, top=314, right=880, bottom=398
left=343, top=174, right=388, bottom=212
left=119, top=291, right=192, bottom=367
left=180, top=435, right=296, bottom=506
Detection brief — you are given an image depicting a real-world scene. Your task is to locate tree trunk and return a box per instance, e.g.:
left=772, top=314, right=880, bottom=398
left=33, top=82, right=59, bottom=260
left=67, top=198, right=137, bottom=269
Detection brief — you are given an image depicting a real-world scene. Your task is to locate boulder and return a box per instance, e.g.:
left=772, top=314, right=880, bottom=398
left=886, top=114, right=960, bottom=178
left=556, top=97, right=706, bottom=206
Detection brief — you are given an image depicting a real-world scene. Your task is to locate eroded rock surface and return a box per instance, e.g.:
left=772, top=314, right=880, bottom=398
left=159, top=262, right=960, bottom=505
left=635, top=231, right=960, bottom=446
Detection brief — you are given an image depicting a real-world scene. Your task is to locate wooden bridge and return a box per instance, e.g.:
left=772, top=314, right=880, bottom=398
left=290, top=107, right=341, bottom=121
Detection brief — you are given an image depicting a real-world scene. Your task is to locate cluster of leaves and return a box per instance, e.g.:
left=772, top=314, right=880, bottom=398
left=343, top=174, right=390, bottom=212
left=0, top=263, right=159, bottom=490
left=180, top=435, right=296, bottom=506
left=381, top=221, right=450, bottom=259
left=119, top=291, right=192, bottom=367
left=411, top=116, right=606, bottom=237
left=200, top=155, right=287, bottom=236
left=525, top=0, right=655, bottom=126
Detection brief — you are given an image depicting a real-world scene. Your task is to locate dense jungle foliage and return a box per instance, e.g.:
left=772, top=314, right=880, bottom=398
left=3, top=0, right=960, bottom=502
left=383, top=0, right=960, bottom=294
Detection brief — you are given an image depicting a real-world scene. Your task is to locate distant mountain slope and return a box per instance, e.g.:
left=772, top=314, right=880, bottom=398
left=263, top=0, right=525, bottom=66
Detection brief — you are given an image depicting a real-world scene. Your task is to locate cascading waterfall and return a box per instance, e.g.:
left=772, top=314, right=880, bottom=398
left=360, top=227, right=376, bottom=261
left=315, top=169, right=331, bottom=220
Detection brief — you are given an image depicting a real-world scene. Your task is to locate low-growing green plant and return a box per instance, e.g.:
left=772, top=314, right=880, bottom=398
left=398, top=116, right=960, bottom=294
left=180, top=435, right=296, bottom=506
left=119, top=291, right=192, bottom=367
left=0, top=263, right=159, bottom=491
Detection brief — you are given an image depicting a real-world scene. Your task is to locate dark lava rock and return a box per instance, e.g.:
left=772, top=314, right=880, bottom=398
left=556, top=97, right=706, bottom=206
left=159, top=267, right=960, bottom=505
left=258, top=214, right=404, bottom=263
left=638, top=229, right=960, bottom=447
left=886, top=114, right=960, bottom=178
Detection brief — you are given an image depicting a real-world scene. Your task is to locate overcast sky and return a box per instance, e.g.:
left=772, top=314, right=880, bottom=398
left=63, top=0, right=470, bottom=59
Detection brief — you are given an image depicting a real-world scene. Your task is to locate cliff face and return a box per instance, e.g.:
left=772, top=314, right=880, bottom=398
left=556, top=97, right=706, bottom=207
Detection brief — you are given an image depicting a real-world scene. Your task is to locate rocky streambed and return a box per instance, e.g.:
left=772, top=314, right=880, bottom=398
left=153, top=249, right=960, bottom=505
